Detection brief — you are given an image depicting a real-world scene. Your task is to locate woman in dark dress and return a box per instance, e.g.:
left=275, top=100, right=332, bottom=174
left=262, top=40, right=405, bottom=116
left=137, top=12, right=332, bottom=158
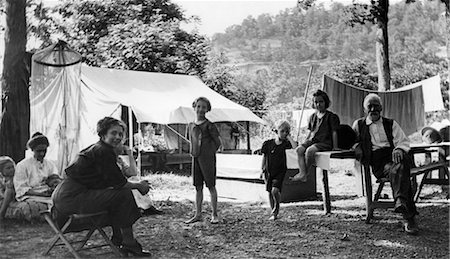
left=52, top=117, right=151, bottom=256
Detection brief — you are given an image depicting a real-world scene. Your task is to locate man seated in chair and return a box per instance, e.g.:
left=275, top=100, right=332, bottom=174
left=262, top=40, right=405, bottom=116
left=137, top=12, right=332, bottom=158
left=352, top=93, right=419, bottom=235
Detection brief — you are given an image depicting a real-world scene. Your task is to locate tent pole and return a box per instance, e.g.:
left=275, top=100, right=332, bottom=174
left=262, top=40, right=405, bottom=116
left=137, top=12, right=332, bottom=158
left=296, top=65, right=314, bottom=141
left=128, top=107, right=136, bottom=177
left=246, top=121, right=250, bottom=153
left=137, top=122, right=141, bottom=178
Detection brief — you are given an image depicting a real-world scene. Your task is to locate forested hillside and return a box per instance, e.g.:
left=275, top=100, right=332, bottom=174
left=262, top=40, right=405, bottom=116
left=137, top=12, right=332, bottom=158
left=210, top=0, right=447, bottom=119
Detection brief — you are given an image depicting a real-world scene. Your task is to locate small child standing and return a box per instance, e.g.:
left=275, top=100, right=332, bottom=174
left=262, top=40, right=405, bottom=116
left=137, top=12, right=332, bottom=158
left=291, top=90, right=340, bottom=182
left=261, top=121, right=297, bottom=220
left=0, top=156, right=16, bottom=222
left=186, top=97, right=222, bottom=224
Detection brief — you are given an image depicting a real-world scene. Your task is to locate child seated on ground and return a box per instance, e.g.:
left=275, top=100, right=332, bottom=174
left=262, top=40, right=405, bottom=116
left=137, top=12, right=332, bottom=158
left=0, top=156, right=16, bottom=222
left=291, top=90, right=340, bottom=182
left=261, top=121, right=297, bottom=220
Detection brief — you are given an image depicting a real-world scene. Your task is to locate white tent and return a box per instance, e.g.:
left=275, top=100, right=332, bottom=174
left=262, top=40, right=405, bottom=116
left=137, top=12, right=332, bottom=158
left=81, top=66, right=264, bottom=124
left=30, top=65, right=264, bottom=172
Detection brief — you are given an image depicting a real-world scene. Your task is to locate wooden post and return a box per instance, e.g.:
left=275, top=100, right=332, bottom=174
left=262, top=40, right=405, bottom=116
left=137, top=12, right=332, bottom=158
left=296, top=65, right=314, bottom=141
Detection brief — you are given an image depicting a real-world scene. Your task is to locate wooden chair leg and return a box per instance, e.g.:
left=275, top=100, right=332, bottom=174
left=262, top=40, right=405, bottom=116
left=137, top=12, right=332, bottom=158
left=374, top=182, right=385, bottom=201
left=414, top=170, right=430, bottom=202
left=363, top=165, right=373, bottom=224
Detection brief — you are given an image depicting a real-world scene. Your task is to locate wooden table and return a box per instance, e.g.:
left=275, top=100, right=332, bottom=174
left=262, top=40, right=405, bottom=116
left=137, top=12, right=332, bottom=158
left=314, top=150, right=356, bottom=214
left=314, top=144, right=449, bottom=217
left=410, top=142, right=449, bottom=201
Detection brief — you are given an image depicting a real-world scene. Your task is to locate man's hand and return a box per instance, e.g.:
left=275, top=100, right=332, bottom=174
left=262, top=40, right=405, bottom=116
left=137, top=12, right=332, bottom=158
left=392, top=149, right=404, bottom=164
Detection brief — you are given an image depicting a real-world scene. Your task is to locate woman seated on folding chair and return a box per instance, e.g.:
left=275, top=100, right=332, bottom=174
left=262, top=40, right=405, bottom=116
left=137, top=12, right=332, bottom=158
left=13, top=133, right=60, bottom=222
left=52, top=117, right=151, bottom=256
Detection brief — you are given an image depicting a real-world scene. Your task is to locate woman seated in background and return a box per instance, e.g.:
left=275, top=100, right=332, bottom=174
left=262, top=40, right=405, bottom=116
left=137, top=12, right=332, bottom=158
left=52, top=117, right=151, bottom=256
left=13, top=133, right=60, bottom=221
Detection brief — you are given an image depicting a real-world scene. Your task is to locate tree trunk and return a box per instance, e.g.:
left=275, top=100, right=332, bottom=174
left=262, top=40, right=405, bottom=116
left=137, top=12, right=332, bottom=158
left=445, top=0, right=449, bottom=85
left=375, top=0, right=390, bottom=91
left=0, top=0, right=30, bottom=162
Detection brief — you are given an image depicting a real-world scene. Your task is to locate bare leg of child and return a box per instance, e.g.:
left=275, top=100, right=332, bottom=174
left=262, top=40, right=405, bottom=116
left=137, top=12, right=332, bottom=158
left=185, top=186, right=203, bottom=224
left=268, top=192, right=275, bottom=212
left=269, top=187, right=281, bottom=220
left=291, top=146, right=308, bottom=182
left=304, top=145, right=320, bottom=179
left=208, top=186, right=219, bottom=224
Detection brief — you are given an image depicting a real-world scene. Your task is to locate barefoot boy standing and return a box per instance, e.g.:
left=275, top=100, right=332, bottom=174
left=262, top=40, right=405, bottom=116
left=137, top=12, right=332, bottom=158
left=261, top=121, right=297, bottom=220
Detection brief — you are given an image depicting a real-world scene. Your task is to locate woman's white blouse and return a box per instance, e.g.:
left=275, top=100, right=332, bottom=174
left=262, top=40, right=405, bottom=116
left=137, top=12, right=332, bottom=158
left=13, top=157, right=58, bottom=201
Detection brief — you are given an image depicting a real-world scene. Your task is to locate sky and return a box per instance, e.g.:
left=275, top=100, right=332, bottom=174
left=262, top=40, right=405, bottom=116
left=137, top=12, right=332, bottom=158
left=172, top=0, right=297, bottom=36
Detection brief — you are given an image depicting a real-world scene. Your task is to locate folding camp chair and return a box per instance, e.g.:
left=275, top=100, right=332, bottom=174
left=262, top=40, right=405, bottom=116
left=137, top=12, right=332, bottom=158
left=41, top=209, right=123, bottom=259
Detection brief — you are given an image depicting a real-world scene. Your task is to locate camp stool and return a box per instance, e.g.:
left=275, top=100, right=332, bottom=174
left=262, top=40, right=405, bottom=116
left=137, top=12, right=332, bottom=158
left=41, top=209, right=123, bottom=259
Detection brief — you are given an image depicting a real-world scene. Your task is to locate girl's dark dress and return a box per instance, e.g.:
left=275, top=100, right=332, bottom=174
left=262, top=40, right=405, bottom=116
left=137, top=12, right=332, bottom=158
left=52, top=141, right=140, bottom=228
left=188, top=120, right=221, bottom=188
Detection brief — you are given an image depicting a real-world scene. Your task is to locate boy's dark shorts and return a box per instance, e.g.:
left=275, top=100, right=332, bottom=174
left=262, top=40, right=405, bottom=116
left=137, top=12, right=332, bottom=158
left=264, top=170, right=286, bottom=192
left=192, top=157, right=216, bottom=188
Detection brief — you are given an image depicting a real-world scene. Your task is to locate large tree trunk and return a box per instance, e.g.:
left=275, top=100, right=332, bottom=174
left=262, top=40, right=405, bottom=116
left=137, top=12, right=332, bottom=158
left=445, top=0, right=449, bottom=85
left=0, top=0, right=30, bottom=162
left=375, top=0, right=390, bottom=91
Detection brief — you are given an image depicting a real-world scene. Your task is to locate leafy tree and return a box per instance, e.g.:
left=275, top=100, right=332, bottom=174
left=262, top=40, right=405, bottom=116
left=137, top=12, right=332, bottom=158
left=325, top=58, right=378, bottom=90
left=0, top=0, right=30, bottom=161
left=202, top=52, right=266, bottom=116
left=341, top=0, right=391, bottom=90
left=31, top=0, right=208, bottom=75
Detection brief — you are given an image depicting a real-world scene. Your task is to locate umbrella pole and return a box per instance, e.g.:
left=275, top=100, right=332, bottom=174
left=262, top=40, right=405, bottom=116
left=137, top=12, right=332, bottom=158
left=296, top=66, right=314, bottom=141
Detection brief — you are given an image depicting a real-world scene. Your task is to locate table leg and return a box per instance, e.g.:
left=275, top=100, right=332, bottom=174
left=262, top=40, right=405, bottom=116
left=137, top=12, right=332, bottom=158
left=321, top=167, right=331, bottom=214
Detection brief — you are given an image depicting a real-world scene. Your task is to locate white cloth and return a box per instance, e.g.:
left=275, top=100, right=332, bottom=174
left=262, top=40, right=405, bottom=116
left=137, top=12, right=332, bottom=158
left=393, top=75, right=444, bottom=112
left=13, top=157, right=58, bottom=201
left=352, top=117, right=410, bottom=153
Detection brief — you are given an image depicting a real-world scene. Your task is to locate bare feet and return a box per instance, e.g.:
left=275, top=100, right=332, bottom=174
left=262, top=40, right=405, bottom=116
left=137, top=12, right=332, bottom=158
left=210, top=215, right=219, bottom=224
left=269, top=214, right=277, bottom=221
left=185, top=215, right=202, bottom=224
left=290, top=172, right=307, bottom=182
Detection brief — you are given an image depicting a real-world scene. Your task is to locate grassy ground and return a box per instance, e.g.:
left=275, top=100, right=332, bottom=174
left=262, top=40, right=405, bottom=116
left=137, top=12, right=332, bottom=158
left=0, top=162, right=448, bottom=258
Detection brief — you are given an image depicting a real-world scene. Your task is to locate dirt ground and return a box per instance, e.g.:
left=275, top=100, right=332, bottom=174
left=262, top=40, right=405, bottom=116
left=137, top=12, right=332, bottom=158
left=0, top=162, right=448, bottom=258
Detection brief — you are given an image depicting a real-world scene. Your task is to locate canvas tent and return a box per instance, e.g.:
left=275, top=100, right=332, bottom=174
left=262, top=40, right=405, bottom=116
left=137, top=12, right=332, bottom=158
left=30, top=65, right=264, bottom=173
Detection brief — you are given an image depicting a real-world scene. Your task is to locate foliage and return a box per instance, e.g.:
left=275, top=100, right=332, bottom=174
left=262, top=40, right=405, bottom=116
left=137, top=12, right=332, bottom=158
left=325, top=59, right=378, bottom=90
left=202, top=52, right=266, bottom=117
left=29, top=0, right=208, bottom=75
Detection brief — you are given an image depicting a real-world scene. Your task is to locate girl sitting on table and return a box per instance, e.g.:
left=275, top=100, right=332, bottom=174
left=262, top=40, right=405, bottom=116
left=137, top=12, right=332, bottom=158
left=291, top=90, right=340, bottom=182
